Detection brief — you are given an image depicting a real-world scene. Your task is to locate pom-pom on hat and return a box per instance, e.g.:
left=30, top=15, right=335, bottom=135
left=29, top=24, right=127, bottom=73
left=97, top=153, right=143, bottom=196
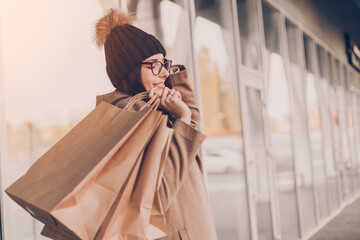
left=94, top=9, right=166, bottom=89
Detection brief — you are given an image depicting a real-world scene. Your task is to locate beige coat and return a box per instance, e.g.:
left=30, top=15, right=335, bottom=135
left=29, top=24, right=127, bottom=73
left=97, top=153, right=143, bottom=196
left=96, top=66, right=217, bottom=240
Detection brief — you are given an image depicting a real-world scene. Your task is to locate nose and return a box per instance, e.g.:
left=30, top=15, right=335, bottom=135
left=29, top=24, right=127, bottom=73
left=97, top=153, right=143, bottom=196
left=159, top=65, right=170, bottom=78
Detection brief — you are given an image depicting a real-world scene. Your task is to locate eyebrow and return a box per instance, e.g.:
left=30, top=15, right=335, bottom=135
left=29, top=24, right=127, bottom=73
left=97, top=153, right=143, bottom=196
left=146, top=58, right=165, bottom=62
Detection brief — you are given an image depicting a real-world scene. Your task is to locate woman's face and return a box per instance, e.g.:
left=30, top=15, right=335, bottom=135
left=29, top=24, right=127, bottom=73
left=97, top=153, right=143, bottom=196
left=141, top=53, right=170, bottom=91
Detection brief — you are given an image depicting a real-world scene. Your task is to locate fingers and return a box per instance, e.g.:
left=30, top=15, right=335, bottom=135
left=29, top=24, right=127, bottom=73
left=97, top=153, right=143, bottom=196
left=150, top=87, right=165, bottom=98
left=165, top=90, right=178, bottom=102
left=149, top=87, right=181, bottom=104
left=172, top=90, right=181, bottom=100
left=161, top=87, right=170, bottom=106
left=149, top=87, right=190, bottom=121
left=169, top=89, right=176, bottom=96
left=149, top=87, right=156, bottom=97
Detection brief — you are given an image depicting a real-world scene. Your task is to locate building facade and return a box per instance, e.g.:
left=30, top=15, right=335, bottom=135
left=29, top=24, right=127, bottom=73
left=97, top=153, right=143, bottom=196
left=1, top=0, right=360, bottom=239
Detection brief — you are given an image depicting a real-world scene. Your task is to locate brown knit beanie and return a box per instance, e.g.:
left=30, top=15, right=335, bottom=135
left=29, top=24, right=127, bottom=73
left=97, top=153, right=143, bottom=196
left=94, top=9, right=166, bottom=89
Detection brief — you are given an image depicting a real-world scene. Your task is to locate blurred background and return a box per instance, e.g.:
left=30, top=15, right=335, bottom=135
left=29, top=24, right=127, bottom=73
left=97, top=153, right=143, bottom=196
left=1, top=0, right=360, bottom=239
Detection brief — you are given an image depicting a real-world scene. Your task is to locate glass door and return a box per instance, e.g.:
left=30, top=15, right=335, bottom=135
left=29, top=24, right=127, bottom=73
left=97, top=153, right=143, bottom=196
left=303, top=35, right=329, bottom=221
left=340, top=65, right=354, bottom=198
left=285, top=20, right=317, bottom=235
left=243, top=85, right=274, bottom=240
left=236, top=1, right=276, bottom=239
left=344, top=69, right=357, bottom=196
left=328, top=55, right=344, bottom=204
left=261, top=2, right=300, bottom=239
left=334, top=60, right=350, bottom=201
left=194, top=1, right=250, bottom=239
left=316, top=46, right=340, bottom=212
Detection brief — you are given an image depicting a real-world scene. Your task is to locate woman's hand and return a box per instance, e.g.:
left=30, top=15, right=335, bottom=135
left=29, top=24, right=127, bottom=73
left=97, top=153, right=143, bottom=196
left=149, top=87, right=191, bottom=124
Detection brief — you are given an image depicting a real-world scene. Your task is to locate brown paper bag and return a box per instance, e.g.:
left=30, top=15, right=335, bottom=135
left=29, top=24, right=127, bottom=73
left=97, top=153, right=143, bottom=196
left=50, top=109, right=162, bottom=239
left=6, top=94, right=163, bottom=239
left=41, top=224, right=79, bottom=240
left=95, top=116, right=173, bottom=240
left=41, top=116, right=172, bottom=240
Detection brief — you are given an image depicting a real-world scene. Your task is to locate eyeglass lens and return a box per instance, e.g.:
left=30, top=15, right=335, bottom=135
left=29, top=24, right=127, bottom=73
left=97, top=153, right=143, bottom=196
left=152, top=60, right=172, bottom=75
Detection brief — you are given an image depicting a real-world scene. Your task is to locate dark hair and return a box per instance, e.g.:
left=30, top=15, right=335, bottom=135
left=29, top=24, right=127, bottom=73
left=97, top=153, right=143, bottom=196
left=116, top=65, right=146, bottom=95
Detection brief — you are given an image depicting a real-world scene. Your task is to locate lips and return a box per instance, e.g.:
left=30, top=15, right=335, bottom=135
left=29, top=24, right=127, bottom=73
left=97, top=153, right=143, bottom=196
left=153, top=82, right=165, bottom=88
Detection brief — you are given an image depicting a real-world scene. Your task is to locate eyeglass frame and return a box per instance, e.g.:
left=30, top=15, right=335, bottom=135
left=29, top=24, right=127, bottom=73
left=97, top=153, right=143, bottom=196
left=140, top=59, right=172, bottom=76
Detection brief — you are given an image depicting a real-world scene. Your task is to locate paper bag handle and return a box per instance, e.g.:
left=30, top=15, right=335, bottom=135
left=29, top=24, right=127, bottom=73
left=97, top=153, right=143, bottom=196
left=125, top=92, right=160, bottom=110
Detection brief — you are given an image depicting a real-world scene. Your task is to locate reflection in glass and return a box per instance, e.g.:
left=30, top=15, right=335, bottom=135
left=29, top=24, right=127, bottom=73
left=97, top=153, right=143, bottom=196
left=246, top=88, right=273, bottom=240
left=285, top=20, right=316, bottom=234
left=303, top=35, right=329, bottom=220
left=330, top=58, right=345, bottom=202
left=317, top=46, right=340, bottom=211
left=194, top=1, right=249, bottom=239
left=237, top=0, right=262, bottom=70
left=336, top=62, right=353, bottom=200
left=262, top=3, right=300, bottom=239
left=347, top=89, right=358, bottom=193
left=343, top=67, right=355, bottom=196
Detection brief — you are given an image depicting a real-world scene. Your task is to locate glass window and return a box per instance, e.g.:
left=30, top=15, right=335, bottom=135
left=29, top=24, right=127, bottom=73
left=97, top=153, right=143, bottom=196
left=236, top=0, right=262, bottom=71
left=285, top=19, right=316, bottom=234
left=347, top=86, right=358, bottom=193
left=132, top=0, right=194, bottom=85
left=316, top=45, right=340, bottom=211
left=303, top=35, right=329, bottom=220
left=245, top=88, right=273, bottom=240
left=194, top=1, right=250, bottom=239
left=262, top=3, right=300, bottom=239
left=331, top=58, right=346, bottom=202
left=342, top=66, right=356, bottom=196
left=336, top=62, right=353, bottom=200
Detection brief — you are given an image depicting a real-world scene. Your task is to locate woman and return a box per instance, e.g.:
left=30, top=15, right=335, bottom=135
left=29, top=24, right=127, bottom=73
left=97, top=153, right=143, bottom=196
left=95, top=9, right=217, bottom=240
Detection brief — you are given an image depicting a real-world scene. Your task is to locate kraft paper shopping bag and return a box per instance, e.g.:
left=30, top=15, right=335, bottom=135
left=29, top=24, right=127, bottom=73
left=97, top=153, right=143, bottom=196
left=95, top=116, right=173, bottom=240
left=6, top=93, right=162, bottom=239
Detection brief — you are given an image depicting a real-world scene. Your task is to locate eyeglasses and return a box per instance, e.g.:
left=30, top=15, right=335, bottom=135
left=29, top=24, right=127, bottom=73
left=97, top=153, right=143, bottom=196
left=141, top=59, right=172, bottom=75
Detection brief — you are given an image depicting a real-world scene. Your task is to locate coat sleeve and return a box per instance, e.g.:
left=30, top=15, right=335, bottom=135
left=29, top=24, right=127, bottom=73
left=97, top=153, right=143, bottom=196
left=167, top=65, right=200, bottom=127
left=159, top=66, right=206, bottom=211
left=107, top=83, right=205, bottom=212
left=159, top=120, right=206, bottom=211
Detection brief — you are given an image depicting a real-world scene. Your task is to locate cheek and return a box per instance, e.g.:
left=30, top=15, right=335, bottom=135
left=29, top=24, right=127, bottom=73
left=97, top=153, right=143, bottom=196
left=141, top=69, right=153, bottom=91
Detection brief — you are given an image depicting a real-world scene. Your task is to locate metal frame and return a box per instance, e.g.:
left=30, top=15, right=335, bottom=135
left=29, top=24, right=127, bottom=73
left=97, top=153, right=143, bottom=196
left=169, top=1, right=360, bottom=240
left=327, top=54, right=345, bottom=207
left=343, top=66, right=358, bottom=198
left=186, top=0, right=203, bottom=129
left=279, top=12, right=307, bottom=239
left=320, top=45, right=342, bottom=213
left=232, top=0, right=283, bottom=238
left=255, top=0, right=282, bottom=239
left=314, top=42, right=341, bottom=214
left=231, top=0, right=261, bottom=238
left=336, top=62, right=351, bottom=203
left=309, top=34, right=333, bottom=222
left=260, top=2, right=304, bottom=238
left=188, top=0, right=276, bottom=239
left=297, top=25, right=322, bottom=232
left=185, top=0, right=214, bottom=191
left=189, top=0, right=256, bottom=238
left=263, top=0, right=360, bottom=239
left=228, top=1, right=258, bottom=239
